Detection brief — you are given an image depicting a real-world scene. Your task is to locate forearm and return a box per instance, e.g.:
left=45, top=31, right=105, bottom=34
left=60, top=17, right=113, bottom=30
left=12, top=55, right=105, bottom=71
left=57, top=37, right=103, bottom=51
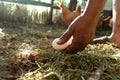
left=112, top=0, right=120, bottom=33
left=83, top=0, right=106, bottom=20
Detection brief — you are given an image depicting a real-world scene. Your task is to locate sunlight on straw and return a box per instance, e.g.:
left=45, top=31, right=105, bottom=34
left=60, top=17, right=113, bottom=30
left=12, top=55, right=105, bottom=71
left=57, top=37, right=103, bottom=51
left=21, top=49, right=31, bottom=57
left=0, top=28, right=5, bottom=38
left=18, top=43, right=33, bottom=58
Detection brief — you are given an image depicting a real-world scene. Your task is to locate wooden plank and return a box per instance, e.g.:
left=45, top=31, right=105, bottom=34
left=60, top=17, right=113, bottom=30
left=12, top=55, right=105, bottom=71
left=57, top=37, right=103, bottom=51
left=0, top=0, right=50, bottom=6
left=0, top=0, right=60, bottom=9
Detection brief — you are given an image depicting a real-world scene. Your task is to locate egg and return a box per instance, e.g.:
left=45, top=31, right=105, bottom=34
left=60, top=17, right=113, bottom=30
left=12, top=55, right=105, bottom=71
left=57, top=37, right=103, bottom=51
left=52, top=36, right=73, bottom=50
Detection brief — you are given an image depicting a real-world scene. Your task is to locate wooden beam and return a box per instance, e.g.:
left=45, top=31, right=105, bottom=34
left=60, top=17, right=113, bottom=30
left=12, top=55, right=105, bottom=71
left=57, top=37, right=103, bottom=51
left=0, top=0, right=60, bottom=9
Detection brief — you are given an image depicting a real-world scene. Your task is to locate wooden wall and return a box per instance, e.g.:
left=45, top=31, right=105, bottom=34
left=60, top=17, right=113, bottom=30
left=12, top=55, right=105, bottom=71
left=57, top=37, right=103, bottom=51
left=0, top=1, right=60, bottom=24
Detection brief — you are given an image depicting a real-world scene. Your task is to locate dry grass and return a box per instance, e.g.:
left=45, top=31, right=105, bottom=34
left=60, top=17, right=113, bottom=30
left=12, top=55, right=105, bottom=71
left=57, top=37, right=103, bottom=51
left=0, top=21, right=120, bottom=80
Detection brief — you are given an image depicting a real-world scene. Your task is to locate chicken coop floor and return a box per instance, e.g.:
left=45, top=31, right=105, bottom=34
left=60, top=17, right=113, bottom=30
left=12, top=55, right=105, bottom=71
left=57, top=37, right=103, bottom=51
left=0, top=21, right=120, bottom=80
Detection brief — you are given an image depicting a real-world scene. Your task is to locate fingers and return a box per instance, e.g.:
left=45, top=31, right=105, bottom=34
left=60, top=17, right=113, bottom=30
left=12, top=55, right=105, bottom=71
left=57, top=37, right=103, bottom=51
left=57, top=27, right=74, bottom=44
left=63, top=42, right=87, bottom=54
left=92, top=36, right=109, bottom=44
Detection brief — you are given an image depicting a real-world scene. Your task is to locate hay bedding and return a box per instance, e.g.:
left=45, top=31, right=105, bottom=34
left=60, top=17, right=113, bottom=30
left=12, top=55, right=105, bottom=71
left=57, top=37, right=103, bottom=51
left=0, top=21, right=120, bottom=80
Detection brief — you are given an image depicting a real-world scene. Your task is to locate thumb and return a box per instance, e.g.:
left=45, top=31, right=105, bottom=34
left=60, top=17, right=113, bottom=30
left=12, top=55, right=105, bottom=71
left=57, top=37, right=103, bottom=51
left=57, top=28, right=73, bottom=44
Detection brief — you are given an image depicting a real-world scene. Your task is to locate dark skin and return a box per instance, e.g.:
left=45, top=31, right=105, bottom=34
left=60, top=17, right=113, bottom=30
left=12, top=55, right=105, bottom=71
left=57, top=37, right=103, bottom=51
left=57, top=0, right=120, bottom=54
left=108, top=0, right=120, bottom=47
left=57, top=0, right=106, bottom=54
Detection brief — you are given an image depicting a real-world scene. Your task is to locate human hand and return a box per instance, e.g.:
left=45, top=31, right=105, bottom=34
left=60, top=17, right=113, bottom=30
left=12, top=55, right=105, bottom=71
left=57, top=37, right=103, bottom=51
left=52, top=0, right=106, bottom=54
left=55, top=16, right=96, bottom=54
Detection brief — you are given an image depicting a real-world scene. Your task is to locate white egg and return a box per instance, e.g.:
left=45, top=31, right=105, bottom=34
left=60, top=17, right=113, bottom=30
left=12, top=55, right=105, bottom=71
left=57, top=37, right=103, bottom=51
left=52, top=37, right=73, bottom=50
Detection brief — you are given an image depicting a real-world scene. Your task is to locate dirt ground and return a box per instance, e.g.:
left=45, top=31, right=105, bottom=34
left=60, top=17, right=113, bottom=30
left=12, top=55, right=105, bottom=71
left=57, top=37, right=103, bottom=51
left=0, top=21, right=66, bottom=80
left=0, top=21, right=120, bottom=80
